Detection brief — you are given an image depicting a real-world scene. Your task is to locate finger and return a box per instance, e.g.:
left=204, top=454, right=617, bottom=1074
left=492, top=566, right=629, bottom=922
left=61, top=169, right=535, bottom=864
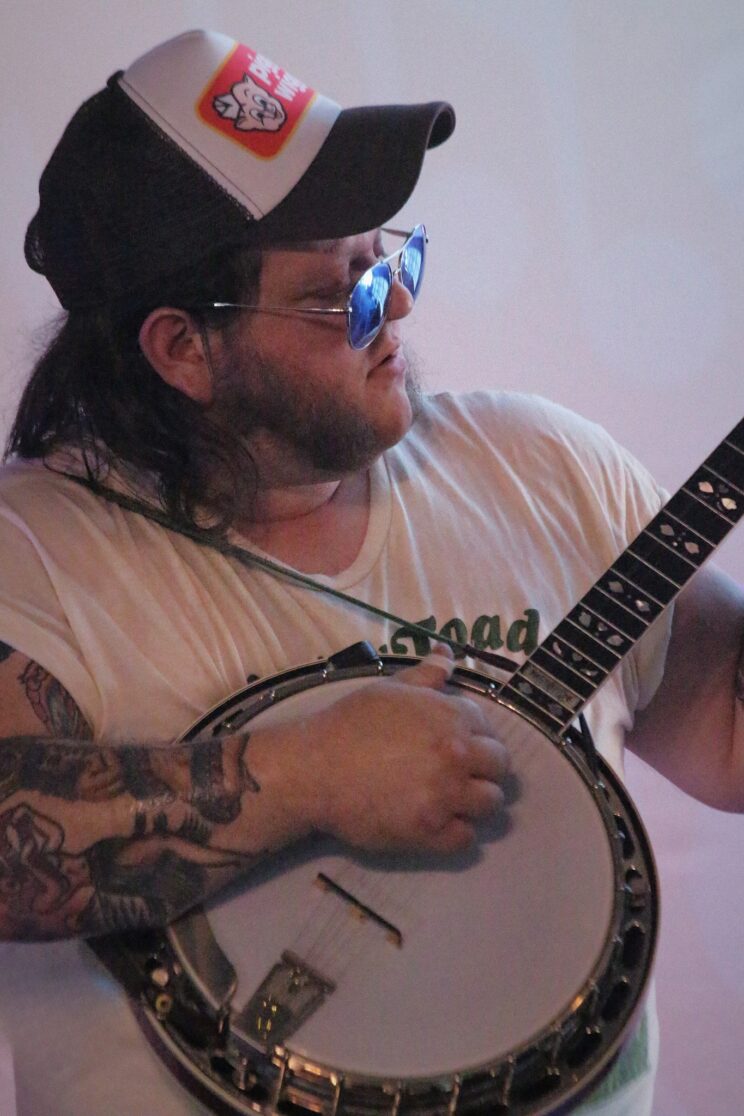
left=452, top=695, right=498, bottom=737
left=449, top=777, right=505, bottom=819
left=397, top=648, right=455, bottom=690
left=426, top=816, right=475, bottom=854
left=464, top=735, right=511, bottom=782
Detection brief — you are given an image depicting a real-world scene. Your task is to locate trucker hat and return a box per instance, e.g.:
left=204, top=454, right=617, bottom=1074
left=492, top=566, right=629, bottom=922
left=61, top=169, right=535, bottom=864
left=24, top=29, right=455, bottom=308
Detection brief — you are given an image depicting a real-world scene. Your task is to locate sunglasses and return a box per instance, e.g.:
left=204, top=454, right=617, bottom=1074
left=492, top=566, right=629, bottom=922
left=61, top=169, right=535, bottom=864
left=205, top=224, right=427, bottom=350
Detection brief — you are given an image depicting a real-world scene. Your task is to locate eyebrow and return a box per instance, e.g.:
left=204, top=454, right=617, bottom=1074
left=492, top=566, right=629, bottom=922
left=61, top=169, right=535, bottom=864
left=283, top=266, right=350, bottom=304
left=273, top=231, right=384, bottom=262
left=265, top=232, right=385, bottom=302
left=296, top=246, right=383, bottom=296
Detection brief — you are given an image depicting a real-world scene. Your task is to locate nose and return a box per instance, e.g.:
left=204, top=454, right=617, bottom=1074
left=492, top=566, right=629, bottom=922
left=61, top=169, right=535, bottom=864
left=387, top=274, right=415, bottom=322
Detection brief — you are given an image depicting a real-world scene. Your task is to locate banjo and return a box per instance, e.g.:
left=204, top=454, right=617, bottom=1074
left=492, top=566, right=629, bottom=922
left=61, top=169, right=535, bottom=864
left=96, top=418, right=744, bottom=1116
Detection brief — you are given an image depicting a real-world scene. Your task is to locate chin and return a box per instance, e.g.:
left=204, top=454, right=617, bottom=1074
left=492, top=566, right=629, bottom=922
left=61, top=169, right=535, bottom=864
left=300, top=369, right=423, bottom=475
left=376, top=366, right=421, bottom=430
left=369, top=395, right=415, bottom=456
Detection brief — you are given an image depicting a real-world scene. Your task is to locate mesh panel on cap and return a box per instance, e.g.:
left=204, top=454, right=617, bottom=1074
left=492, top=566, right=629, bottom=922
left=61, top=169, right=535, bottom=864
left=25, top=79, right=259, bottom=308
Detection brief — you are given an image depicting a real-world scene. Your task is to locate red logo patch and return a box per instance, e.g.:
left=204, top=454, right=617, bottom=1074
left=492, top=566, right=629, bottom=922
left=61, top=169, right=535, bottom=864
left=197, top=44, right=316, bottom=158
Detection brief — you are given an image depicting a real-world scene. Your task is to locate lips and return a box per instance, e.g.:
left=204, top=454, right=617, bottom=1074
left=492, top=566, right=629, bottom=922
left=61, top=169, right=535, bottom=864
left=373, top=344, right=404, bottom=371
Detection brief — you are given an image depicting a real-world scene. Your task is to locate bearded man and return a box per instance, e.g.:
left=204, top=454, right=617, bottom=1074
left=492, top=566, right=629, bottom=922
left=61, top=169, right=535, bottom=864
left=0, top=28, right=742, bottom=1116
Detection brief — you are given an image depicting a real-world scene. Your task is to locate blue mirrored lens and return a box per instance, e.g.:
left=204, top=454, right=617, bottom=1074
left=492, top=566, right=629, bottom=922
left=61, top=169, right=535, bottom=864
left=400, top=225, right=426, bottom=300
left=348, top=262, right=392, bottom=349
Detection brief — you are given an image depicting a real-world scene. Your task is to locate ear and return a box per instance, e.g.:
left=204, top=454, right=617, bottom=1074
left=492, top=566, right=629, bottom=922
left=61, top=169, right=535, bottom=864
left=138, top=308, right=215, bottom=405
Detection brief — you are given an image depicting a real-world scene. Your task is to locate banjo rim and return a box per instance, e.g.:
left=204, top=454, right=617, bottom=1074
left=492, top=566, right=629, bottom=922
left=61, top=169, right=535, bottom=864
left=95, top=653, right=659, bottom=1116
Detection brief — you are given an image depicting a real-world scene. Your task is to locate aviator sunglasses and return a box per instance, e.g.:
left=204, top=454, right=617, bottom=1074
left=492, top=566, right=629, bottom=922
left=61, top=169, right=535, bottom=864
left=205, top=224, right=427, bottom=350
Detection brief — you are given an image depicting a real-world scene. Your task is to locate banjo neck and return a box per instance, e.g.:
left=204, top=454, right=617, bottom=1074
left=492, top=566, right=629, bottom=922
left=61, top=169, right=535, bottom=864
left=497, top=417, right=744, bottom=740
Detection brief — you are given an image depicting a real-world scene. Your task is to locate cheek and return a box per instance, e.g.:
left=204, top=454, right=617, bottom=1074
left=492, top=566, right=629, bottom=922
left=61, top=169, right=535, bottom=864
left=251, top=325, right=366, bottom=387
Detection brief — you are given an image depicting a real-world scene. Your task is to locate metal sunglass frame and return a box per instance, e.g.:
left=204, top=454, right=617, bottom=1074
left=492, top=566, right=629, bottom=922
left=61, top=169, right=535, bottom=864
left=203, top=224, right=427, bottom=350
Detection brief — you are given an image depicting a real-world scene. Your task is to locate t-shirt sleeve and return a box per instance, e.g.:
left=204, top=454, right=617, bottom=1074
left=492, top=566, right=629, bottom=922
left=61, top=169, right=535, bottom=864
left=0, top=504, right=100, bottom=728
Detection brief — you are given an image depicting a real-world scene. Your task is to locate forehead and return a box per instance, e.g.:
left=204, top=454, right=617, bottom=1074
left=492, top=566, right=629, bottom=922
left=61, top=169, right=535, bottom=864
left=267, top=230, right=380, bottom=256
left=260, top=230, right=383, bottom=287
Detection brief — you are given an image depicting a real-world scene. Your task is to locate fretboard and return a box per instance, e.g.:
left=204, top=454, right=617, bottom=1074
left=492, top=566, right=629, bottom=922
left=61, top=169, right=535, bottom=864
left=497, top=418, right=744, bottom=739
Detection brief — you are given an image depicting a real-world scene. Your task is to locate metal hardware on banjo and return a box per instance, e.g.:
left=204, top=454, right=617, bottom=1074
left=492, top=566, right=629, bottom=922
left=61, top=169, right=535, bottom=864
left=95, top=418, right=744, bottom=1115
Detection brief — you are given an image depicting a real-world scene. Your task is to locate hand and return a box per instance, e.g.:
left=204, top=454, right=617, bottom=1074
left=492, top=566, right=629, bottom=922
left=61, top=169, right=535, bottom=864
left=295, top=652, right=511, bottom=854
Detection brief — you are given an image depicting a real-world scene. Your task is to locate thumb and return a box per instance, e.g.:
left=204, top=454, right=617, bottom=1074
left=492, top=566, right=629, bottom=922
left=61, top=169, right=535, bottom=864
left=396, top=647, right=456, bottom=690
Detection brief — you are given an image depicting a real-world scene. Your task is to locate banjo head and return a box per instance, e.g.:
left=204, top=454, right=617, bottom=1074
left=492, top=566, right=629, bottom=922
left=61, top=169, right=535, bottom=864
left=98, top=654, right=658, bottom=1116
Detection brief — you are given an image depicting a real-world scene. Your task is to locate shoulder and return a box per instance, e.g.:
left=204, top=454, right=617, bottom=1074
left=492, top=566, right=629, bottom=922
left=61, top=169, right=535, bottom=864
left=416, top=389, right=621, bottom=453
left=0, top=457, right=108, bottom=535
left=0, top=456, right=53, bottom=495
left=0, top=455, right=88, bottom=500
left=0, top=458, right=72, bottom=527
left=406, top=390, right=665, bottom=542
left=0, top=456, right=145, bottom=575
left=414, top=390, right=646, bottom=475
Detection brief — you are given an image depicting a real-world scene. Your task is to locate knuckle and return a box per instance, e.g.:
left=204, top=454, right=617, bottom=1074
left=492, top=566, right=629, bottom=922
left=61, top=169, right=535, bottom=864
left=433, top=734, right=469, bottom=772
left=460, top=696, right=487, bottom=725
left=448, top=821, right=476, bottom=852
left=417, top=794, right=450, bottom=834
left=488, top=783, right=506, bottom=811
left=495, top=741, right=511, bottom=775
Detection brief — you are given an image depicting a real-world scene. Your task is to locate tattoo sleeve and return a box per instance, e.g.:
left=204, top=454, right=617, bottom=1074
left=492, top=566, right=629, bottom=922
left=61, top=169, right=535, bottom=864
left=19, top=660, right=93, bottom=739
left=0, top=729, right=263, bottom=941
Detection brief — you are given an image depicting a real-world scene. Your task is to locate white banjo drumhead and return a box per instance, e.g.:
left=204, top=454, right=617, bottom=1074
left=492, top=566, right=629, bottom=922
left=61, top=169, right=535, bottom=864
left=202, top=673, right=617, bottom=1081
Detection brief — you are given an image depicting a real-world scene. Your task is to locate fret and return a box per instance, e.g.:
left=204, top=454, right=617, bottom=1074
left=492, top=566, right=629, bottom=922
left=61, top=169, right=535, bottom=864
left=700, top=462, right=744, bottom=501
left=500, top=679, right=572, bottom=736
left=543, top=631, right=608, bottom=684
left=613, top=549, right=680, bottom=601
left=645, top=512, right=714, bottom=568
left=684, top=468, right=744, bottom=525
left=629, top=531, right=704, bottom=583
left=498, top=690, right=565, bottom=738
left=562, top=607, right=632, bottom=660
left=582, top=586, right=649, bottom=640
left=530, top=645, right=598, bottom=700
left=595, top=571, right=665, bottom=622
left=519, top=661, right=585, bottom=711
left=722, top=420, right=744, bottom=454
left=662, top=490, right=730, bottom=545
left=704, top=441, right=744, bottom=494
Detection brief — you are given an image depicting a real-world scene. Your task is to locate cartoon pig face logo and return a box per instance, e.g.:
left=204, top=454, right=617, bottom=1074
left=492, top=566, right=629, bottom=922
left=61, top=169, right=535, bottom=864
left=213, top=73, right=287, bottom=133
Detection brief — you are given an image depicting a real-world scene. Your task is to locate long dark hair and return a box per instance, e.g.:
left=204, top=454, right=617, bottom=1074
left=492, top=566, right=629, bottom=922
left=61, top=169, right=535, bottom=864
left=6, top=245, right=262, bottom=533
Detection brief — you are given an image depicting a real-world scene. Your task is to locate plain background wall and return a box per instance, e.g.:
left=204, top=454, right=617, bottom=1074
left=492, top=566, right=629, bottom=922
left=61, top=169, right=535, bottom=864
left=1, top=3, right=743, bottom=1113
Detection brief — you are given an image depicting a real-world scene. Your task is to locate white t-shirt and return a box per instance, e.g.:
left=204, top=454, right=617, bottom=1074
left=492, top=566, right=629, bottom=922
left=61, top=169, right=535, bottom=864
left=0, top=392, right=669, bottom=1115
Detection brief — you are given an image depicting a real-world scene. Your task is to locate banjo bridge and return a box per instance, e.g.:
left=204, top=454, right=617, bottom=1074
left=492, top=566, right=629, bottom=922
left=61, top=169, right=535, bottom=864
left=316, top=872, right=404, bottom=948
left=237, top=950, right=335, bottom=1049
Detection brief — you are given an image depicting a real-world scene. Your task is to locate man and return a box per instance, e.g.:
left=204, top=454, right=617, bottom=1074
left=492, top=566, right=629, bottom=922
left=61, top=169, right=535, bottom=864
left=0, top=27, right=742, bottom=1116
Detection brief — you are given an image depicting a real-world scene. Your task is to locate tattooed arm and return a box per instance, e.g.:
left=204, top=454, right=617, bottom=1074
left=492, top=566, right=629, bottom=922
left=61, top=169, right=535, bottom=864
left=0, top=640, right=285, bottom=940
left=0, top=643, right=510, bottom=941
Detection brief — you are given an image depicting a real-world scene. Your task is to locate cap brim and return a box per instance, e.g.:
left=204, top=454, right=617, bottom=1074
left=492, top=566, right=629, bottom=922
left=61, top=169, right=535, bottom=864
left=252, top=101, right=455, bottom=244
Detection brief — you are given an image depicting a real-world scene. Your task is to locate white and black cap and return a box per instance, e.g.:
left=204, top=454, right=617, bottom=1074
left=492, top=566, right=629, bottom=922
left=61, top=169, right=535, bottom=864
left=25, top=29, right=455, bottom=308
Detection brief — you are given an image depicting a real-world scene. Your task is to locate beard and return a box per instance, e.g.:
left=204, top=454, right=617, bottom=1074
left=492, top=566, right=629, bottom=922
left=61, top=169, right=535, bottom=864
left=211, top=339, right=424, bottom=476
